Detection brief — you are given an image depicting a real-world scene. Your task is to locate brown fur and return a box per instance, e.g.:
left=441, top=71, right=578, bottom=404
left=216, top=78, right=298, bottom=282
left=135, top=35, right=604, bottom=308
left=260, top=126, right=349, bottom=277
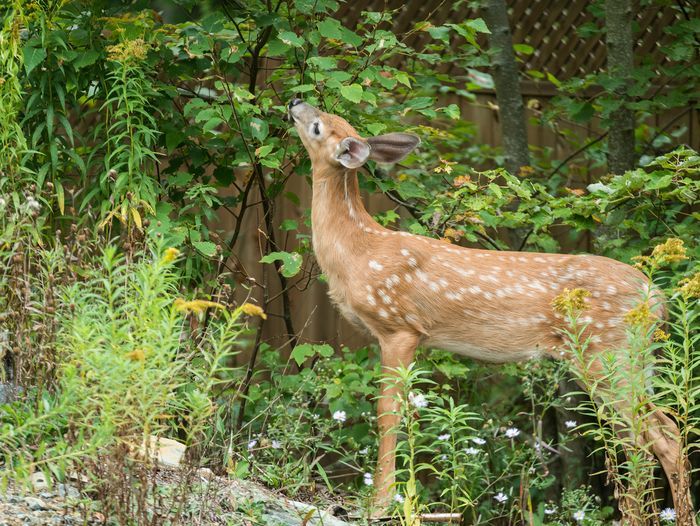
left=289, top=101, right=695, bottom=522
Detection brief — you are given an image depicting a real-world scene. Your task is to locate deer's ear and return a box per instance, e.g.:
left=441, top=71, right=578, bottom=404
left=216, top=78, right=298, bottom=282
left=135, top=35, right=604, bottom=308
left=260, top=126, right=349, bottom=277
left=367, top=133, right=420, bottom=164
left=335, top=137, right=371, bottom=169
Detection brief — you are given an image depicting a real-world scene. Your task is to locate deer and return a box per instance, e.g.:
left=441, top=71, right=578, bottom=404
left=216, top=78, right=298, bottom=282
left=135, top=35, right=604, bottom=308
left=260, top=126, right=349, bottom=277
left=287, top=98, right=695, bottom=524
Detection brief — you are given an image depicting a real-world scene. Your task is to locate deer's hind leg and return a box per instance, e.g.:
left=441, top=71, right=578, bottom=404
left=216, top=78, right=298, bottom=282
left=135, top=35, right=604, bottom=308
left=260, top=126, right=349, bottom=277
left=643, top=403, right=696, bottom=526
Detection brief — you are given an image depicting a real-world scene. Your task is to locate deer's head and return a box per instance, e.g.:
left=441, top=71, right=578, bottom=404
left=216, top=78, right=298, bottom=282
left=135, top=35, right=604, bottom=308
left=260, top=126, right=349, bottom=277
left=288, top=99, right=420, bottom=170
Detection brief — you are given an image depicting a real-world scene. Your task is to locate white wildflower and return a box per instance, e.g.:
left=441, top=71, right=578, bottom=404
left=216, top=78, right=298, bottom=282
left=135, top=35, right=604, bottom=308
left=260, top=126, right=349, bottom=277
left=660, top=508, right=676, bottom=523
left=332, top=410, right=347, bottom=423
left=573, top=510, right=585, bottom=522
left=359, top=447, right=369, bottom=455
left=464, top=447, right=480, bottom=455
left=363, top=472, right=373, bottom=486
left=504, top=427, right=521, bottom=439
left=394, top=493, right=404, bottom=503
left=472, top=437, right=486, bottom=445
left=494, top=492, right=508, bottom=503
left=544, top=506, right=556, bottom=515
left=247, top=439, right=258, bottom=450
left=565, top=420, right=577, bottom=429
left=408, top=392, right=428, bottom=409
left=0, top=197, right=6, bottom=208
left=26, top=196, right=41, bottom=214
left=437, top=433, right=450, bottom=441
left=271, top=440, right=282, bottom=449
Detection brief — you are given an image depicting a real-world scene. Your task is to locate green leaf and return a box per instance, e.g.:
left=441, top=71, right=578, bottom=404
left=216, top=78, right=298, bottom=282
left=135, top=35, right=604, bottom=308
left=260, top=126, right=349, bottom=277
left=23, top=46, right=47, bottom=75
left=513, top=43, right=534, bottom=55
left=290, top=344, right=315, bottom=366
left=317, top=19, right=362, bottom=47
left=277, top=30, right=304, bottom=47
left=260, top=251, right=303, bottom=277
left=340, top=84, right=363, bottom=103
left=290, top=343, right=334, bottom=366
left=249, top=118, right=269, bottom=142
left=395, top=71, right=411, bottom=88
left=73, top=50, right=100, bottom=69
left=255, top=144, right=274, bottom=158
left=55, top=181, right=65, bottom=215
left=193, top=241, right=217, bottom=257
left=466, top=18, right=490, bottom=33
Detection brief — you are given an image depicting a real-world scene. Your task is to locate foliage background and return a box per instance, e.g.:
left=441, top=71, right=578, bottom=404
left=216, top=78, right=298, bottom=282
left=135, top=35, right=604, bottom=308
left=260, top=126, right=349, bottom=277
left=0, top=0, right=699, bottom=524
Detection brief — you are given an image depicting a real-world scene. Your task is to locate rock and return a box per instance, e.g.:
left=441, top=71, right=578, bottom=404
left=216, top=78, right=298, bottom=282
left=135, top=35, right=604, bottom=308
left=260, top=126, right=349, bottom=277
left=57, top=483, right=80, bottom=499
left=0, top=382, right=22, bottom=404
left=30, top=471, right=50, bottom=492
left=138, top=435, right=186, bottom=468
left=196, top=467, right=214, bottom=482
left=24, top=496, right=46, bottom=511
left=226, top=478, right=355, bottom=526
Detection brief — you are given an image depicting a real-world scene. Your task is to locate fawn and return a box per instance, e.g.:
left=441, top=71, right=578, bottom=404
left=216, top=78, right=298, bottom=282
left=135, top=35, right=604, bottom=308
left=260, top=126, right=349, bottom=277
left=287, top=98, right=694, bottom=523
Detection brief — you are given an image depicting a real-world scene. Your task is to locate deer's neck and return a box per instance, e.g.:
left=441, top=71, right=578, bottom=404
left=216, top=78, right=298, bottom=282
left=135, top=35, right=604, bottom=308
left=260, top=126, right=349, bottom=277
left=311, top=166, right=379, bottom=281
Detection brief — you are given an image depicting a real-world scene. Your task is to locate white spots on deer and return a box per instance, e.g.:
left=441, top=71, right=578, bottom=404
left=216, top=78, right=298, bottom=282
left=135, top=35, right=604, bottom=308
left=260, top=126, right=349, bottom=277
left=404, top=273, right=413, bottom=283
left=601, top=301, right=612, bottom=311
left=369, top=260, right=384, bottom=271
left=467, top=285, right=482, bottom=295
left=400, top=248, right=410, bottom=257
left=445, top=291, right=463, bottom=301
left=481, top=274, right=499, bottom=284
left=385, top=274, right=400, bottom=289
left=607, top=285, right=618, bottom=295
left=415, top=270, right=429, bottom=283
left=378, top=308, right=389, bottom=319
left=367, top=294, right=377, bottom=306
left=378, top=289, right=392, bottom=305
left=581, top=316, right=593, bottom=324
left=408, top=257, right=418, bottom=268
left=484, top=291, right=494, bottom=301
left=594, top=322, right=605, bottom=329
left=528, top=280, right=547, bottom=293
left=430, top=282, right=440, bottom=292
left=534, top=257, right=547, bottom=263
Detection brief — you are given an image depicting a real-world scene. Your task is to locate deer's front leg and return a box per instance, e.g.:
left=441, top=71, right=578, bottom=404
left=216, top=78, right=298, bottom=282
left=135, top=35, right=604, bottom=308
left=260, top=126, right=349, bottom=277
left=373, top=331, right=420, bottom=515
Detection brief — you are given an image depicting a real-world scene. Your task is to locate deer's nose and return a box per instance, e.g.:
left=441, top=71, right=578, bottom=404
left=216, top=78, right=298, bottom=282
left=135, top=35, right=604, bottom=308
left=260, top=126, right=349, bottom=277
left=288, top=98, right=303, bottom=108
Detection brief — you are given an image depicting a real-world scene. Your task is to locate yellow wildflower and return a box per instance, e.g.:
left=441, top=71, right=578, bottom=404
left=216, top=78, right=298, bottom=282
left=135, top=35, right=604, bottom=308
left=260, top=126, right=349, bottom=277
left=678, top=272, right=700, bottom=300
left=174, top=298, right=225, bottom=314
left=125, top=349, right=145, bottom=361
left=162, top=247, right=180, bottom=264
left=452, top=175, right=471, bottom=187
left=650, top=238, right=687, bottom=266
left=434, top=159, right=457, bottom=175
left=240, top=302, right=267, bottom=320
left=652, top=328, right=670, bottom=342
left=552, top=288, right=590, bottom=316
left=624, top=301, right=654, bottom=329
left=631, top=255, right=651, bottom=270
left=107, top=38, right=148, bottom=62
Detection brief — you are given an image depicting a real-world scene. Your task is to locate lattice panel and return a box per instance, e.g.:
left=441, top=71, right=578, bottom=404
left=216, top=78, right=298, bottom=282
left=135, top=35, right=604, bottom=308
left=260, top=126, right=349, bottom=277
left=336, top=0, right=697, bottom=86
